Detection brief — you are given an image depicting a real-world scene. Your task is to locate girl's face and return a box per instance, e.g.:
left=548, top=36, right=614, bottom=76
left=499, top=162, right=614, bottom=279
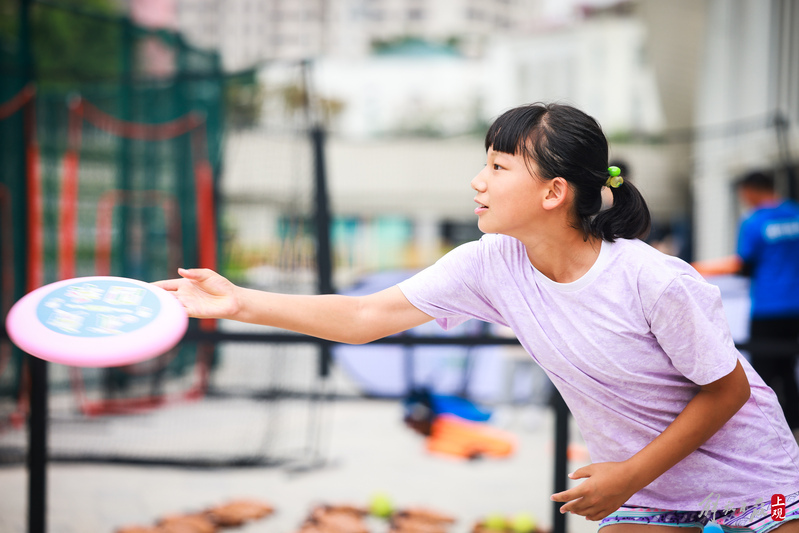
left=471, top=147, right=549, bottom=239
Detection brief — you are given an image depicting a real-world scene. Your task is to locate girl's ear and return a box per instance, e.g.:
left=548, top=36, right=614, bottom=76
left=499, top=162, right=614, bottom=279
left=542, top=177, right=570, bottom=211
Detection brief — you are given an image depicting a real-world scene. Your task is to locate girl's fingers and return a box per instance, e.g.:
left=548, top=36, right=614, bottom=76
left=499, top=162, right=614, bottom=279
left=178, top=267, right=205, bottom=280
left=152, top=279, right=183, bottom=292
left=569, top=465, right=593, bottom=479
left=178, top=267, right=220, bottom=285
left=551, top=485, right=583, bottom=504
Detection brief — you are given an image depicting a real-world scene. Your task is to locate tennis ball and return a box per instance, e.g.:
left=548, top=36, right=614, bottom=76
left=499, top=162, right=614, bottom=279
left=511, top=512, right=536, bottom=533
left=484, top=513, right=507, bottom=532
left=369, top=492, right=393, bottom=518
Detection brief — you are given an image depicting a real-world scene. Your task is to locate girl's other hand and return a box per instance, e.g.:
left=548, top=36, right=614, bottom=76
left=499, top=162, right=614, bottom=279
left=153, top=268, right=241, bottom=320
left=550, top=461, right=639, bottom=521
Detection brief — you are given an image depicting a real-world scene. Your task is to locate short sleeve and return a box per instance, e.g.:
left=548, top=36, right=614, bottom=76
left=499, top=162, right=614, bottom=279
left=397, top=240, right=507, bottom=330
left=647, top=274, right=739, bottom=385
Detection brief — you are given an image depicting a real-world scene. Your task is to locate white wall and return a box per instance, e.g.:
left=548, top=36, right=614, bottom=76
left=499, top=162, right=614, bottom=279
left=483, top=17, right=665, bottom=135
left=314, top=55, right=484, bottom=138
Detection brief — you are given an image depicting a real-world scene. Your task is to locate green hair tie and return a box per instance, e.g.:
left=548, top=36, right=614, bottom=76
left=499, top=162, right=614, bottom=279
left=606, top=166, right=623, bottom=188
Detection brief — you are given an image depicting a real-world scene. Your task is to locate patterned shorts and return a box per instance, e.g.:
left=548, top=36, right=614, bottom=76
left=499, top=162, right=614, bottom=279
left=599, top=491, right=799, bottom=533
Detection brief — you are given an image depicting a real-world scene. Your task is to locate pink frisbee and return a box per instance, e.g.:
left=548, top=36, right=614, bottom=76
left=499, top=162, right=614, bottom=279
left=6, top=276, right=188, bottom=367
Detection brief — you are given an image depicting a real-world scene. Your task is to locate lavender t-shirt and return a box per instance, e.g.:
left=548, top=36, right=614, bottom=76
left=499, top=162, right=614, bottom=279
left=398, top=234, right=799, bottom=509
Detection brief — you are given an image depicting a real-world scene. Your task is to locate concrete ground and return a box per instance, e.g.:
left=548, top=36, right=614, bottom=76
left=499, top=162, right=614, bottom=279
left=0, top=397, right=597, bottom=533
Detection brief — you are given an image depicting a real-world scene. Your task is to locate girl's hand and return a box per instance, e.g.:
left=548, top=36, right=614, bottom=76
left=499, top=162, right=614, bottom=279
left=550, top=461, right=639, bottom=521
left=153, top=268, right=241, bottom=320
left=550, top=361, right=751, bottom=523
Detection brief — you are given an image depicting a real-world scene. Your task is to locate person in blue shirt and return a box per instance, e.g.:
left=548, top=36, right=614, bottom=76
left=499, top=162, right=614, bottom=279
left=737, top=170, right=799, bottom=433
left=696, top=170, right=799, bottom=436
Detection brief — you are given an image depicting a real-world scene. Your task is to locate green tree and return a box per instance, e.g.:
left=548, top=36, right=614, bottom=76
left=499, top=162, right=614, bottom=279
left=0, top=0, right=122, bottom=85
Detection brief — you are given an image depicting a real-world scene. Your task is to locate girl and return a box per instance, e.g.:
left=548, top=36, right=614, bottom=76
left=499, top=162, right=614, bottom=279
left=156, top=103, right=799, bottom=532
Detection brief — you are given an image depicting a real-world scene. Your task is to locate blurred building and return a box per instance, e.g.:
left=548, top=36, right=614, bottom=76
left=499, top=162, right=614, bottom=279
left=172, top=0, right=547, bottom=70
left=221, top=1, right=680, bottom=280
left=641, top=0, right=799, bottom=261
left=305, top=2, right=663, bottom=138
left=483, top=5, right=663, bottom=137
left=304, top=2, right=678, bottom=245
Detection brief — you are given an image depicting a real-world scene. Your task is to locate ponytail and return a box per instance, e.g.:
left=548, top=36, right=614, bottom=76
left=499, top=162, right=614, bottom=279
left=590, top=178, right=651, bottom=242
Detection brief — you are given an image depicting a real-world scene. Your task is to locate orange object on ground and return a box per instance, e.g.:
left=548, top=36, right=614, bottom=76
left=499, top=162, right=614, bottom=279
left=690, top=255, right=742, bottom=277
left=426, top=414, right=516, bottom=459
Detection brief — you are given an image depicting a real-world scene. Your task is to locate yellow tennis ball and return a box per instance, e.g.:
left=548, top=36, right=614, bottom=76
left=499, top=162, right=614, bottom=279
left=511, top=512, right=536, bottom=533
left=369, top=492, right=393, bottom=518
left=484, top=513, right=507, bottom=532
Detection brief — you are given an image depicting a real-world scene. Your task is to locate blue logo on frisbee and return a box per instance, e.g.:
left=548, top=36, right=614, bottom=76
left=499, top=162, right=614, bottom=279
left=37, top=279, right=161, bottom=337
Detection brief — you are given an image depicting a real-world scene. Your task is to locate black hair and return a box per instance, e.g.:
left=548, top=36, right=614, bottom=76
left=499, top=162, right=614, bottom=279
left=736, top=170, right=775, bottom=192
left=484, top=102, right=650, bottom=242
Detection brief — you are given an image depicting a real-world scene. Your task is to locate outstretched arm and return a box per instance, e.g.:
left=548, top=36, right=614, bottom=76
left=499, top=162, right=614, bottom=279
left=154, top=268, right=434, bottom=344
left=550, top=359, right=750, bottom=521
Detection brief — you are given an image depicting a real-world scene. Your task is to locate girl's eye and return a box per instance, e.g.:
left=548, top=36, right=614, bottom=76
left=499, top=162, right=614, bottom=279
left=493, top=164, right=502, bottom=170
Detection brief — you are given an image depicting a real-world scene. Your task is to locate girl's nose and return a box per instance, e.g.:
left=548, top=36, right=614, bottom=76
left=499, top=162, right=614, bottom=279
left=471, top=168, right=487, bottom=192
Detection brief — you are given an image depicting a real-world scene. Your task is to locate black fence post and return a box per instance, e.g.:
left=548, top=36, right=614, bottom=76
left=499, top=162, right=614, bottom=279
left=18, top=1, right=47, bottom=532
left=552, top=390, right=569, bottom=533
left=306, top=99, right=334, bottom=469
left=28, top=360, right=47, bottom=533
left=311, top=124, right=333, bottom=378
